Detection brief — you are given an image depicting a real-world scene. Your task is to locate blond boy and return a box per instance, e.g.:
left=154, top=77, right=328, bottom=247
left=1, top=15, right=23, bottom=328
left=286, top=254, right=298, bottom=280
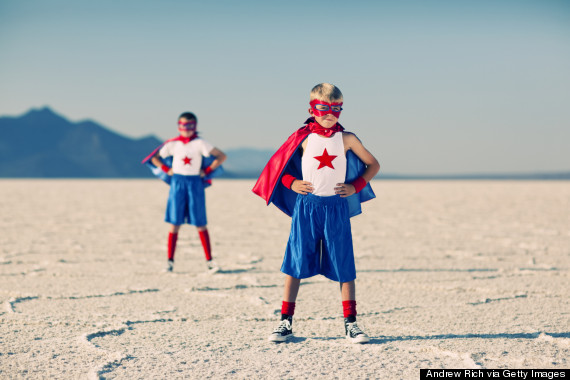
left=253, top=83, right=380, bottom=343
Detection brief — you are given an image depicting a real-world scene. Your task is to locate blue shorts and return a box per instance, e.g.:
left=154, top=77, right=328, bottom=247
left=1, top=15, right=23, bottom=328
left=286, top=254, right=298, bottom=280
left=165, top=174, right=207, bottom=226
left=281, top=193, right=356, bottom=283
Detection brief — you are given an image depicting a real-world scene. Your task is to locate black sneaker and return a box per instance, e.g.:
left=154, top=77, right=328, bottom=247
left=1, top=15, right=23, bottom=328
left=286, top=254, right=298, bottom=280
left=344, top=318, right=370, bottom=344
left=268, top=317, right=293, bottom=342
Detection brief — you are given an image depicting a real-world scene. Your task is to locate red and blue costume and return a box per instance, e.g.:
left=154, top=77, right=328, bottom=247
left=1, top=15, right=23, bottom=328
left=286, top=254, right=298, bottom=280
left=253, top=117, right=376, bottom=282
left=252, top=118, right=375, bottom=218
left=142, top=134, right=224, bottom=264
left=141, top=135, right=223, bottom=187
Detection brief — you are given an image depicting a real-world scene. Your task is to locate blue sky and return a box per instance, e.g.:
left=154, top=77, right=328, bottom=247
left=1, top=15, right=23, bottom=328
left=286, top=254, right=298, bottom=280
left=1, top=0, right=569, bottom=174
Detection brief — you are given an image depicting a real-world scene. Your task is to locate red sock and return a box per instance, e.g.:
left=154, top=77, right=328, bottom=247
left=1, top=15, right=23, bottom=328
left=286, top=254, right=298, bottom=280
left=281, top=301, right=296, bottom=316
left=167, top=232, right=178, bottom=261
left=198, top=229, right=212, bottom=261
left=342, top=300, right=357, bottom=318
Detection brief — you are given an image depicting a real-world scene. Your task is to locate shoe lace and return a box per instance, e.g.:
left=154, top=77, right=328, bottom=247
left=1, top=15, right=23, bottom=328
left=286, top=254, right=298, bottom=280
left=273, top=319, right=291, bottom=333
left=347, top=322, right=365, bottom=337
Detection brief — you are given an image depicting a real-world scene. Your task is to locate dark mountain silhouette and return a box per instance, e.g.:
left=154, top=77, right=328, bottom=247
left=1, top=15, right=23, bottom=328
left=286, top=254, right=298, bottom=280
left=0, top=107, right=162, bottom=177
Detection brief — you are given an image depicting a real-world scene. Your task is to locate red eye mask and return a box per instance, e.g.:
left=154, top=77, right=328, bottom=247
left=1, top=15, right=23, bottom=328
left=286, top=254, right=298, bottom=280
left=310, top=99, right=343, bottom=118
left=178, top=120, right=197, bottom=132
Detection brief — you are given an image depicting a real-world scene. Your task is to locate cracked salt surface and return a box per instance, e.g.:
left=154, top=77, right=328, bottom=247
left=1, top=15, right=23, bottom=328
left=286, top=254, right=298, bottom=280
left=1, top=180, right=568, bottom=378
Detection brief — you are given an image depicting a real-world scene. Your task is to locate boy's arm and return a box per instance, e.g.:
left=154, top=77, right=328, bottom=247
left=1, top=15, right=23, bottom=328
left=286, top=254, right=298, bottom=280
left=335, top=133, right=380, bottom=198
left=151, top=154, right=173, bottom=176
left=281, top=140, right=313, bottom=194
left=202, top=147, right=227, bottom=176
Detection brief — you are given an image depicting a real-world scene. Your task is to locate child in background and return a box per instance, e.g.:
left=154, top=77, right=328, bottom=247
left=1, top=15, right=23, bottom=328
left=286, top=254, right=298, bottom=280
left=143, top=112, right=226, bottom=273
left=253, top=83, right=380, bottom=343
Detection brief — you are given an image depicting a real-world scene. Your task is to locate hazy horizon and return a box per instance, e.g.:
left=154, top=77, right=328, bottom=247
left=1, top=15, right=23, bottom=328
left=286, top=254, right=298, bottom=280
left=1, top=0, right=569, bottom=175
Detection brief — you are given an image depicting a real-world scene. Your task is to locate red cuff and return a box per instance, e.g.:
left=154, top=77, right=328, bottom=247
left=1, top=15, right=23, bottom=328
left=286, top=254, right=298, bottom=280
left=203, top=166, right=213, bottom=175
left=281, top=301, right=296, bottom=316
left=342, top=300, right=357, bottom=318
left=281, top=173, right=296, bottom=189
left=161, top=164, right=170, bottom=173
left=351, top=176, right=367, bottom=193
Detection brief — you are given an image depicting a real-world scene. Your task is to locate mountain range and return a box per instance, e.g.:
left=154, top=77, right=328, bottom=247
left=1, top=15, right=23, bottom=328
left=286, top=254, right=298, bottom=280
left=0, top=107, right=568, bottom=180
left=0, top=107, right=272, bottom=178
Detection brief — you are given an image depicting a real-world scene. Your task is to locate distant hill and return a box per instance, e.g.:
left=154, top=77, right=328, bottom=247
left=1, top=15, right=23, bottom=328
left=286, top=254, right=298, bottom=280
left=0, top=107, right=271, bottom=178
left=0, top=107, right=163, bottom=178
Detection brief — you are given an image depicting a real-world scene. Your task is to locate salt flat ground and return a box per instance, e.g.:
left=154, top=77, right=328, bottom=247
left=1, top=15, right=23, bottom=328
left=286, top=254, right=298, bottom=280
left=1, top=179, right=568, bottom=379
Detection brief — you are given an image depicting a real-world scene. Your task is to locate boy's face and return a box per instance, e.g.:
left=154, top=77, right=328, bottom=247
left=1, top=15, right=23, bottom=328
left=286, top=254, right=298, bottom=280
left=308, top=99, right=342, bottom=129
left=178, top=117, right=197, bottom=137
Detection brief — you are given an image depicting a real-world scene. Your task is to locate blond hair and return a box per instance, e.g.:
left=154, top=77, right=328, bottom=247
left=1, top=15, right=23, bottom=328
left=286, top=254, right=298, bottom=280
left=310, top=83, right=343, bottom=103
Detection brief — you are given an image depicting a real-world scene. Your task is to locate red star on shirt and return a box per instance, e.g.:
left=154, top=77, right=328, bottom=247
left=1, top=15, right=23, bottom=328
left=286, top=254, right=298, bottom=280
left=182, top=156, right=192, bottom=165
left=314, top=148, right=337, bottom=170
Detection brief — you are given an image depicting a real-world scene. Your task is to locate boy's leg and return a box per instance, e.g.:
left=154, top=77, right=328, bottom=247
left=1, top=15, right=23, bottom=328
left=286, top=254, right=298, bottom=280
left=196, top=226, right=211, bottom=261
left=340, top=281, right=369, bottom=344
left=165, top=224, right=181, bottom=272
left=283, top=275, right=301, bottom=302
left=340, top=280, right=357, bottom=319
left=340, top=280, right=356, bottom=301
left=269, top=275, right=300, bottom=342
left=197, top=226, right=219, bottom=273
left=282, top=274, right=301, bottom=317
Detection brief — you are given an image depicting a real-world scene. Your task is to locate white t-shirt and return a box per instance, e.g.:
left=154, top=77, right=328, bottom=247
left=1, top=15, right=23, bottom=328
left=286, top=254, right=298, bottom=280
left=159, top=138, right=214, bottom=176
left=301, top=132, right=347, bottom=196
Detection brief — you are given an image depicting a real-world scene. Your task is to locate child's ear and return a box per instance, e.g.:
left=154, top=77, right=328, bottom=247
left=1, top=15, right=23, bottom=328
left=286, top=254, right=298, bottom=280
left=308, top=108, right=314, bottom=116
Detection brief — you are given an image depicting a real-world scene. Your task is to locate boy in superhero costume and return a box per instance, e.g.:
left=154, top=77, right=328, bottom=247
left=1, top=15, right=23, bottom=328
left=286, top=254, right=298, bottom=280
left=142, top=112, right=226, bottom=273
left=253, top=83, right=380, bottom=343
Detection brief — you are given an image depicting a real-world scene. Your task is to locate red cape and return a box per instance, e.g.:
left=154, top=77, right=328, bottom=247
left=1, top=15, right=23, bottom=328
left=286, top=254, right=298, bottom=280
left=252, top=124, right=312, bottom=204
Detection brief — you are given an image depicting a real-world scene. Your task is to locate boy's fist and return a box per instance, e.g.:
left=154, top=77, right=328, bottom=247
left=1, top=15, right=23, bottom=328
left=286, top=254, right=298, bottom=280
left=291, top=180, right=314, bottom=195
left=334, top=183, right=355, bottom=198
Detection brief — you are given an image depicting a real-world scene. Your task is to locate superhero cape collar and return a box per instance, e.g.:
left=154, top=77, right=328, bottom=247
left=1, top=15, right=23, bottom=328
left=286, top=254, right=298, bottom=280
left=141, top=134, right=200, bottom=164
left=304, top=117, right=344, bottom=137
left=177, top=133, right=199, bottom=144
